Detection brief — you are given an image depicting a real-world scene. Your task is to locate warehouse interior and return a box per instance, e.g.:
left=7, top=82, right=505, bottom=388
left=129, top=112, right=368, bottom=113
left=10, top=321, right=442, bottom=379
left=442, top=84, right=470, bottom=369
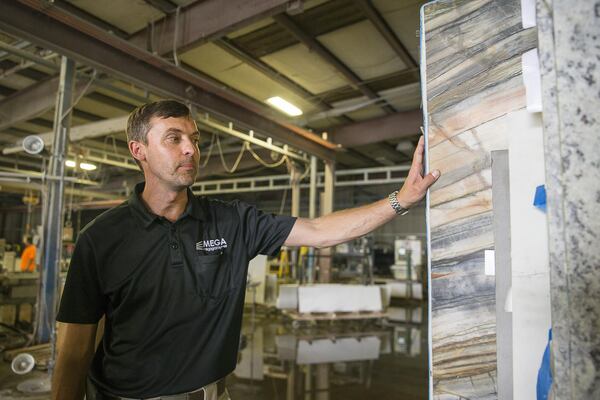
left=0, top=0, right=598, bottom=399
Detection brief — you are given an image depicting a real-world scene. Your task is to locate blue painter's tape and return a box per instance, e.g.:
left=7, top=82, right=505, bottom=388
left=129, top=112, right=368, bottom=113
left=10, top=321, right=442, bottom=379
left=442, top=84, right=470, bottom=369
left=533, top=184, right=547, bottom=212
left=537, top=329, right=553, bottom=400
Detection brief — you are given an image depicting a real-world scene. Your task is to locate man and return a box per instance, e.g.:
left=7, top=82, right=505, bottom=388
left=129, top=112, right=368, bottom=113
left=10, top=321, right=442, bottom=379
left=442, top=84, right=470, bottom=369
left=52, top=100, right=439, bottom=400
left=19, top=235, right=36, bottom=272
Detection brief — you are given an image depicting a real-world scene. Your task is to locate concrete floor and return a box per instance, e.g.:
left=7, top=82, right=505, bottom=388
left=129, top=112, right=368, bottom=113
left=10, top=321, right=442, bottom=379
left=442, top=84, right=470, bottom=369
left=0, top=305, right=427, bottom=399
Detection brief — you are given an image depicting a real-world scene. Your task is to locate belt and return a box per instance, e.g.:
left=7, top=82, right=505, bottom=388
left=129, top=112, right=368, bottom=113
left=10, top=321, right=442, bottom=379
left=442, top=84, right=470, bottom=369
left=90, top=379, right=226, bottom=400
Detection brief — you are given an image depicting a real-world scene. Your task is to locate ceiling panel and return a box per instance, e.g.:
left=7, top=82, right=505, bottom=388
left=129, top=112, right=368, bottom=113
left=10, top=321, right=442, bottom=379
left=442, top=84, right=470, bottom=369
left=12, top=121, right=47, bottom=134
left=231, top=0, right=363, bottom=58
left=379, top=82, right=421, bottom=112
left=92, top=87, right=143, bottom=110
left=180, top=43, right=319, bottom=118
left=226, top=18, right=275, bottom=40
left=317, top=20, right=407, bottom=81
left=72, top=98, right=129, bottom=120
left=342, top=104, right=387, bottom=121
left=64, top=0, right=164, bottom=35
left=373, top=0, right=423, bottom=62
left=330, top=95, right=386, bottom=120
left=0, top=73, right=36, bottom=91
left=261, top=43, right=347, bottom=94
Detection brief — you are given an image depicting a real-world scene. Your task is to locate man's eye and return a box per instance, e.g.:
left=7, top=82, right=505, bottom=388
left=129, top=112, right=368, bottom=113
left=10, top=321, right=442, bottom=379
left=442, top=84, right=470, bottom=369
left=167, top=136, right=179, bottom=143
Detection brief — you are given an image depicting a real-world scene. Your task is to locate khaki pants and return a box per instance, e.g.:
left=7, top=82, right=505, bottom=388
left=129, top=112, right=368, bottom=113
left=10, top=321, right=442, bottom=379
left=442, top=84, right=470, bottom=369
left=203, top=383, right=231, bottom=400
left=86, top=378, right=231, bottom=400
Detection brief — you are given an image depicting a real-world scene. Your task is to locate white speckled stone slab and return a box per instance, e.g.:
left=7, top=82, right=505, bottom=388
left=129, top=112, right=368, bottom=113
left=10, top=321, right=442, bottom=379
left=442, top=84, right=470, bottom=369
left=537, top=0, right=600, bottom=397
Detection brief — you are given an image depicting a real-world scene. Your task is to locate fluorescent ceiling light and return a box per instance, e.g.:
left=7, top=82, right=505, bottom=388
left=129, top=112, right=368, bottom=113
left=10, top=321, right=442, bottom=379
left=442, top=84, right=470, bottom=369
left=266, top=96, right=303, bottom=116
left=79, top=162, right=97, bottom=171
left=65, top=160, right=97, bottom=171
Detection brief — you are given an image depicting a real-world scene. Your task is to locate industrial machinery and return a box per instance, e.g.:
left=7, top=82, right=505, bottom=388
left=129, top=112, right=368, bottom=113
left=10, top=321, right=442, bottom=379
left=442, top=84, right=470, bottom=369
left=387, top=236, right=424, bottom=300
left=333, top=235, right=374, bottom=284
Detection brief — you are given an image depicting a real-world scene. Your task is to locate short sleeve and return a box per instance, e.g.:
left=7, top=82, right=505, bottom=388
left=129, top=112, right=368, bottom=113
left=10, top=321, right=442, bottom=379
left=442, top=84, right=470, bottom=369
left=57, top=232, right=106, bottom=324
left=234, top=201, right=296, bottom=258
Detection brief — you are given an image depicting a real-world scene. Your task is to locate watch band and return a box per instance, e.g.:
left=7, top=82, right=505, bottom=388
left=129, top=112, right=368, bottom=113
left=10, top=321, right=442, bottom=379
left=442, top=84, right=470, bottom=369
left=388, top=190, right=409, bottom=216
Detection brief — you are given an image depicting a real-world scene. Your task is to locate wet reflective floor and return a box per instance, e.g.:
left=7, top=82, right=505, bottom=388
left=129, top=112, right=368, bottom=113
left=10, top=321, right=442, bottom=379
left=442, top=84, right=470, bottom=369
left=226, top=305, right=428, bottom=400
left=0, top=302, right=427, bottom=399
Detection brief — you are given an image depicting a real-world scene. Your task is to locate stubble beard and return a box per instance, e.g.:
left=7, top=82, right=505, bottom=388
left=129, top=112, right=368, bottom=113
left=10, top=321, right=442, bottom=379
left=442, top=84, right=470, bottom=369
left=174, top=163, right=198, bottom=188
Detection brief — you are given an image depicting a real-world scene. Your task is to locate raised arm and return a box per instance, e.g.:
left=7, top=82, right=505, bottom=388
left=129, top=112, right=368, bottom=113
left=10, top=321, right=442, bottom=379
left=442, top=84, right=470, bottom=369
left=52, top=322, right=98, bottom=400
left=285, top=136, right=440, bottom=248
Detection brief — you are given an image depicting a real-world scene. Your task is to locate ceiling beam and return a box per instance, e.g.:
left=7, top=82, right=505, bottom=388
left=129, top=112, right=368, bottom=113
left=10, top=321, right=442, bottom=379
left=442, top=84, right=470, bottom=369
left=0, top=1, right=336, bottom=160
left=128, top=0, right=294, bottom=55
left=0, top=74, right=89, bottom=132
left=0, top=132, right=21, bottom=144
left=273, top=13, right=396, bottom=115
left=0, top=40, right=151, bottom=106
left=353, top=0, right=417, bottom=68
left=84, top=92, right=138, bottom=112
left=0, top=39, right=29, bottom=61
left=3, top=115, right=129, bottom=154
left=0, top=179, right=119, bottom=200
left=330, top=110, right=421, bottom=147
left=72, top=108, right=104, bottom=122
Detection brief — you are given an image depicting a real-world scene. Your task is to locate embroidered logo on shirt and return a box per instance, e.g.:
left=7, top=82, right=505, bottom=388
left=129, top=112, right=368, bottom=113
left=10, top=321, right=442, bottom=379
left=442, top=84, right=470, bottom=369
left=196, top=238, right=228, bottom=252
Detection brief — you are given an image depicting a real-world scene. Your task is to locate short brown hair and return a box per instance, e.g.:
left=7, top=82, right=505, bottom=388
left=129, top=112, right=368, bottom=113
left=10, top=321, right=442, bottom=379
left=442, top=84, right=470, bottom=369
left=126, top=100, right=192, bottom=144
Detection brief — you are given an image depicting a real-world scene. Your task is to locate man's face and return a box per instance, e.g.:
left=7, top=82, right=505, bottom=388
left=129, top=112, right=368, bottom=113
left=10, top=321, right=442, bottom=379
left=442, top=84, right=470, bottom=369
left=135, top=116, right=200, bottom=190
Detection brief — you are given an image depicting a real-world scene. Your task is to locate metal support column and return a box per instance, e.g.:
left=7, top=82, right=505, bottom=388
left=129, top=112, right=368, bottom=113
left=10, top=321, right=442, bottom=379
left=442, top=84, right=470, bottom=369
left=304, top=364, right=313, bottom=400
left=307, top=156, right=317, bottom=284
left=318, top=159, right=335, bottom=283
left=290, top=165, right=301, bottom=280
left=291, top=166, right=301, bottom=218
left=309, top=156, right=318, bottom=219
left=315, top=364, right=330, bottom=400
left=287, top=363, right=296, bottom=400
left=36, top=57, right=75, bottom=343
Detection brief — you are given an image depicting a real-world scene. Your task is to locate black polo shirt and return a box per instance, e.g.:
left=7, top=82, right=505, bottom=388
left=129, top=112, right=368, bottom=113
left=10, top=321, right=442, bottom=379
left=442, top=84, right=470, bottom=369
left=57, top=182, right=296, bottom=398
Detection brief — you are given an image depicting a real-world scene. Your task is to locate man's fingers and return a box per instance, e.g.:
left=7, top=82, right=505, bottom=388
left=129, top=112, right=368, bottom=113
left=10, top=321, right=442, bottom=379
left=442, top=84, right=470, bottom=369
left=407, top=136, right=425, bottom=180
left=419, top=169, right=441, bottom=191
left=411, top=136, right=424, bottom=169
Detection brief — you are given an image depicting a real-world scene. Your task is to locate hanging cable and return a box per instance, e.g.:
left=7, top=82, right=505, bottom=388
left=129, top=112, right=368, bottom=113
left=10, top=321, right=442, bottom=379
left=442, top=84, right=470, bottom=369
left=246, top=144, right=289, bottom=168
left=199, top=133, right=216, bottom=168
left=216, top=135, right=246, bottom=173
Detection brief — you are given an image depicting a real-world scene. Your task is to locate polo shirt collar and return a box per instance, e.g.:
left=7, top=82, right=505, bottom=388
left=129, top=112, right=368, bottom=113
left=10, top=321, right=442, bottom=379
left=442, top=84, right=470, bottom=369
left=129, top=182, right=205, bottom=228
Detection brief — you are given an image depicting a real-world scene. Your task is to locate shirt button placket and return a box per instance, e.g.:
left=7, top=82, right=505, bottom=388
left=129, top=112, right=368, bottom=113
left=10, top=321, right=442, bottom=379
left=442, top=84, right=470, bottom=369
left=169, top=224, right=183, bottom=266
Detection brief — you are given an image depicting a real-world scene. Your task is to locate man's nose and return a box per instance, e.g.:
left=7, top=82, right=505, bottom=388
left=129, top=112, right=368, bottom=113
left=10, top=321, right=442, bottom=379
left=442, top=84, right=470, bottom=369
left=181, top=137, right=197, bottom=156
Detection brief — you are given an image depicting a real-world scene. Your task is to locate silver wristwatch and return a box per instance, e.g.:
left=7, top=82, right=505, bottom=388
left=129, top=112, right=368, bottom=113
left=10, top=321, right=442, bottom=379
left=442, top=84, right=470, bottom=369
left=388, top=190, right=409, bottom=216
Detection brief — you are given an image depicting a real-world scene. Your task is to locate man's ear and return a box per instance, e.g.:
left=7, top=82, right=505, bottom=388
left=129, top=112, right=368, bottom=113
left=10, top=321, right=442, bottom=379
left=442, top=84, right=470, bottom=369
left=128, top=141, right=146, bottom=163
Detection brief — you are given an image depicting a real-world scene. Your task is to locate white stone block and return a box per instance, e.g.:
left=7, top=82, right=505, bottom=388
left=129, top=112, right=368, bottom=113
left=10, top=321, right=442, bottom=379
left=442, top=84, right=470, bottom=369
left=297, top=284, right=382, bottom=313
